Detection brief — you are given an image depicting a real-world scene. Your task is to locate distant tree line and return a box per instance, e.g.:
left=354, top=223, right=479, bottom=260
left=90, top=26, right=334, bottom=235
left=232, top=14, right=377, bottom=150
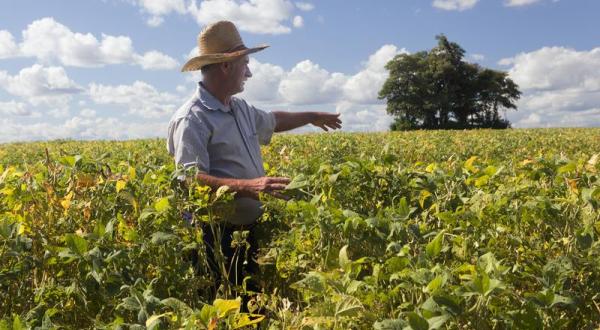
left=379, top=35, right=521, bottom=130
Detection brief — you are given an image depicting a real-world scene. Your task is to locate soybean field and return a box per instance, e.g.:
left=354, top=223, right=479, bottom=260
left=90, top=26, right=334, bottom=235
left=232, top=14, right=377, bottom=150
left=1, top=128, right=599, bottom=329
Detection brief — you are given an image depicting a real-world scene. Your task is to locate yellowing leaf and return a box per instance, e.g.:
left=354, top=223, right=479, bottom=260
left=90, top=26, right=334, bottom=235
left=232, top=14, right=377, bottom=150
left=588, top=153, right=599, bottom=166
left=154, top=197, right=170, bottom=212
left=128, top=166, right=137, bottom=180
left=116, top=180, right=126, bottom=192
left=474, top=175, right=489, bottom=187
left=233, top=314, right=265, bottom=329
left=419, top=190, right=432, bottom=209
left=61, top=191, right=74, bottom=210
left=425, top=163, right=437, bottom=173
left=522, top=159, right=535, bottom=166
left=464, top=156, right=478, bottom=173
left=77, top=174, right=96, bottom=188
left=213, top=298, right=241, bottom=318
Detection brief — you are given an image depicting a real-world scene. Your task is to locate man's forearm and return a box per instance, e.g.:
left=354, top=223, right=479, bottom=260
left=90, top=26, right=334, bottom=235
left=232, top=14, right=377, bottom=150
left=196, top=173, right=245, bottom=192
left=195, top=172, right=291, bottom=199
left=273, top=111, right=317, bottom=132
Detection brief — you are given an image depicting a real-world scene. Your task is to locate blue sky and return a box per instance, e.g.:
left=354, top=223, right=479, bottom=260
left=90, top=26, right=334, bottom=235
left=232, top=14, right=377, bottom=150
left=0, top=0, right=599, bottom=142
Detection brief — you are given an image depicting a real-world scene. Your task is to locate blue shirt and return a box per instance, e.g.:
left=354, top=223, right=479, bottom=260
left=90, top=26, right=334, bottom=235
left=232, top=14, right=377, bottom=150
left=167, top=82, right=276, bottom=179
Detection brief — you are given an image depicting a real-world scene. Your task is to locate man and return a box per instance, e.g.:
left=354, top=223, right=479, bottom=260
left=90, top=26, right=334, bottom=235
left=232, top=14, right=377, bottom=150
left=166, top=21, right=341, bottom=289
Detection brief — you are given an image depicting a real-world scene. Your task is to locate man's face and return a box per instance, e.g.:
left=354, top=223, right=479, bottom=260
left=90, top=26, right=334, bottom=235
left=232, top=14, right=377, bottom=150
left=230, top=55, right=252, bottom=94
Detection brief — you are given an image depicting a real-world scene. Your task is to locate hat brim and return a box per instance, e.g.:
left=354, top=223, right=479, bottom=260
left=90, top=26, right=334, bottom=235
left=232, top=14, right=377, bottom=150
left=181, top=44, right=269, bottom=72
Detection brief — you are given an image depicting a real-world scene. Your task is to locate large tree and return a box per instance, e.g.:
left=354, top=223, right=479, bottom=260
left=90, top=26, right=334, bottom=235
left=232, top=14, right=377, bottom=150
left=379, top=35, right=521, bottom=130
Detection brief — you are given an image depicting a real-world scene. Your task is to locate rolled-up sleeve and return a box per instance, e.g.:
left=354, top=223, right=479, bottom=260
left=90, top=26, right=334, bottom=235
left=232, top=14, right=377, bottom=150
left=169, top=116, right=211, bottom=171
left=252, top=106, right=276, bottom=145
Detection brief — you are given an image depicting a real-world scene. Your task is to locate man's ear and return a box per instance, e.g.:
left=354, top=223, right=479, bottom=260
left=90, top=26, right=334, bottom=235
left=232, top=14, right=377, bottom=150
left=220, top=61, right=231, bottom=74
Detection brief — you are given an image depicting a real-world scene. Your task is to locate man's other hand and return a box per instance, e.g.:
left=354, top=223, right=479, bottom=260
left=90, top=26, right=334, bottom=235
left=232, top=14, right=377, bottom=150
left=242, top=176, right=291, bottom=199
left=311, top=112, right=342, bottom=131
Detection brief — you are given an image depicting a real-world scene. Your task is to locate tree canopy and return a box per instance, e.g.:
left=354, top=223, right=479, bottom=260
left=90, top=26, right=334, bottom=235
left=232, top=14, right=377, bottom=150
left=379, top=35, right=521, bottom=130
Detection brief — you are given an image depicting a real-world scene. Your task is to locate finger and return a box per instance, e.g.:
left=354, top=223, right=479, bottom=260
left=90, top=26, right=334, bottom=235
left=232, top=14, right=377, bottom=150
left=267, top=183, right=289, bottom=191
left=326, top=123, right=341, bottom=130
left=268, top=177, right=291, bottom=184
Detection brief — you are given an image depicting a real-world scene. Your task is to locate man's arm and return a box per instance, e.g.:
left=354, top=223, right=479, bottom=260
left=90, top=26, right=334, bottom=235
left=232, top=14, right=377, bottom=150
left=273, top=111, right=342, bottom=132
left=195, top=173, right=290, bottom=199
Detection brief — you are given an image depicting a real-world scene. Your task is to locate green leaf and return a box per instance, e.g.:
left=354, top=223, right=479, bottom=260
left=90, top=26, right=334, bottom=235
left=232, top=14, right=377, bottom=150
left=285, top=174, right=308, bottom=190
left=198, top=305, right=218, bottom=327
left=557, top=162, right=576, bottom=174
left=346, top=280, right=363, bottom=294
left=426, top=275, right=446, bottom=293
left=397, top=197, right=410, bottom=219
left=291, top=272, right=327, bottom=293
left=339, top=245, right=350, bottom=269
left=433, top=294, right=462, bottom=316
left=406, top=312, right=429, bottom=330
left=154, top=197, right=170, bottom=212
left=373, top=319, right=406, bottom=330
left=419, top=190, right=432, bottom=209
left=12, top=315, right=24, bottom=330
left=550, top=294, right=574, bottom=307
left=513, top=304, right=543, bottom=330
left=328, top=172, right=341, bottom=183
left=335, top=295, right=363, bottom=317
left=151, top=231, right=177, bottom=244
left=65, top=234, right=88, bottom=256
left=161, top=298, right=193, bottom=315
left=427, top=314, right=450, bottom=329
left=426, top=230, right=444, bottom=258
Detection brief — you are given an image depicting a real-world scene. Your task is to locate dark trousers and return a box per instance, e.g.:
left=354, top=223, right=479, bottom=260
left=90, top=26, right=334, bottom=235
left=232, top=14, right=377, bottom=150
left=200, top=222, right=259, bottom=290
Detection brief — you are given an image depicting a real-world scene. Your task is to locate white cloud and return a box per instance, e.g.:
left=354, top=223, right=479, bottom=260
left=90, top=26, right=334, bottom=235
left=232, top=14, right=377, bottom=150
left=278, top=60, right=346, bottom=105
left=134, top=51, right=179, bottom=70
left=146, top=16, right=164, bottom=27
left=0, top=30, right=19, bottom=59
left=13, top=17, right=177, bottom=70
left=240, top=44, right=406, bottom=130
left=0, top=116, right=167, bottom=143
left=502, top=47, right=600, bottom=128
left=292, top=15, right=304, bottom=28
left=295, top=2, right=314, bottom=11
left=432, top=0, right=479, bottom=11
left=88, top=80, right=181, bottom=118
left=187, top=0, right=295, bottom=35
left=80, top=108, right=97, bottom=118
left=335, top=102, right=393, bottom=131
left=243, top=58, right=286, bottom=102
left=0, top=100, right=31, bottom=116
left=133, top=0, right=186, bottom=26
left=504, top=47, right=600, bottom=91
left=137, top=0, right=186, bottom=16
left=504, top=0, right=542, bottom=7
left=0, top=64, right=82, bottom=109
left=343, top=45, right=407, bottom=103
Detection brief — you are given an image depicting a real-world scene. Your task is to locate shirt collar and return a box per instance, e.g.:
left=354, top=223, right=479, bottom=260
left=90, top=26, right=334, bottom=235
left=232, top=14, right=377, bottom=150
left=197, top=82, right=231, bottom=112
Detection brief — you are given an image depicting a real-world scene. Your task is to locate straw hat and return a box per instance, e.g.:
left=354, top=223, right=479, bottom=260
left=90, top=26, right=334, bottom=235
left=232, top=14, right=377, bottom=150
left=181, top=21, right=268, bottom=72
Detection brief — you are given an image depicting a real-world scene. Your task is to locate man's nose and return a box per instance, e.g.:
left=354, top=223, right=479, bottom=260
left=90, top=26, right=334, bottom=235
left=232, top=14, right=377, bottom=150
left=245, top=67, right=252, bottom=78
